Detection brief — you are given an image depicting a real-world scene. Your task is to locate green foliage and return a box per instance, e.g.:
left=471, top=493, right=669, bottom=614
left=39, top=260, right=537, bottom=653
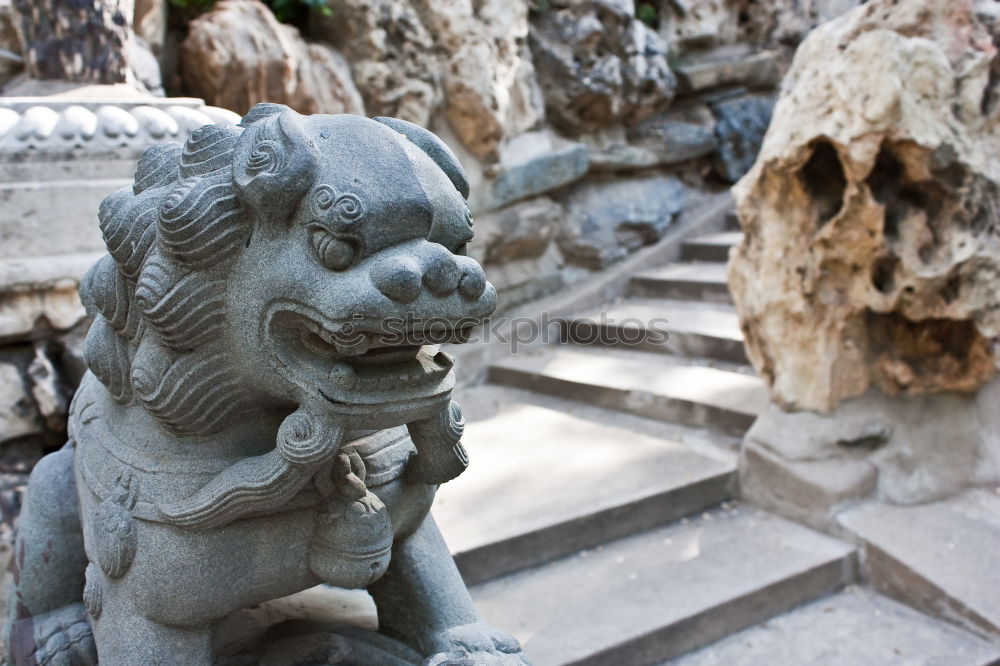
left=169, top=0, right=331, bottom=23
left=529, top=0, right=552, bottom=15
left=169, top=0, right=216, bottom=9
left=636, top=1, right=659, bottom=29
left=268, top=0, right=331, bottom=22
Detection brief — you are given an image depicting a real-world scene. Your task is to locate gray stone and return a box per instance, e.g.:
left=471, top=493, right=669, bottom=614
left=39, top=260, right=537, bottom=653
left=471, top=505, right=854, bottom=665
left=434, top=384, right=735, bottom=584
left=565, top=298, right=747, bottom=363
left=559, top=174, right=685, bottom=268
left=680, top=231, right=743, bottom=262
left=128, top=36, right=164, bottom=97
left=489, top=346, right=768, bottom=436
left=6, top=105, right=526, bottom=665
left=673, top=587, right=1000, bottom=666
left=483, top=244, right=568, bottom=311
left=470, top=197, right=564, bottom=265
left=11, top=0, right=132, bottom=83
left=473, top=133, right=588, bottom=213
left=621, top=105, right=718, bottom=166
left=674, top=50, right=782, bottom=94
left=840, top=490, right=1000, bottom=639
left=529, top=0, right=676, bottom=135
left=629, top=262, right=733, bottom=303
left=743, top=377, right=1000, bottom=507
left=585, top=118, right=716, bottom=171
left=710, top=92, right=775, bottom=182
left=0, top=354, right=40, bottom=444
left=740, top=438, right=877, bottom=532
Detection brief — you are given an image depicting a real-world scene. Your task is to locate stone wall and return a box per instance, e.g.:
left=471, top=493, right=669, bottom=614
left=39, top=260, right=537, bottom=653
left=172, top=0, right=860, bottom=310
left=0, top=0, right=863, bottom=455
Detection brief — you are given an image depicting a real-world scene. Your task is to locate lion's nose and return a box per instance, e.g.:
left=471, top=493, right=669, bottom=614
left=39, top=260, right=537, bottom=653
left=422, top=253, right=462, bottom=296
left=371, top=259, right=422, bottom=304
left=371, top=246, right=489, bottom=303
left=456, top=261, right=486, bottom=300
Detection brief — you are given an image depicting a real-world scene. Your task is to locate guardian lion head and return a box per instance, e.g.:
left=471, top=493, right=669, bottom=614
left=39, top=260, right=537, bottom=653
left=81, top=103, right=496, bottom=438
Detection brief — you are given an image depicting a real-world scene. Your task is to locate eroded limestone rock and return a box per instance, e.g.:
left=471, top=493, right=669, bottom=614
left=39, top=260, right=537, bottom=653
left=420, top=0, right=544, bottom=162
left=311, top=0, right=435, bottom=126
left=729, top=0, right=1000, bottom=411
left=182, top=0, right=364, bottom=116
left=529, top=0, right=676, bottom=135
left=0, top=0, right=22, bottom=89
left=313, top=0, right=543, bottom=163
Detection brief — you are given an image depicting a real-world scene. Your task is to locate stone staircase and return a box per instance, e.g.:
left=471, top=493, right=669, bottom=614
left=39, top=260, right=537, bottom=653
left=433, top=208, right=1000, bottom=665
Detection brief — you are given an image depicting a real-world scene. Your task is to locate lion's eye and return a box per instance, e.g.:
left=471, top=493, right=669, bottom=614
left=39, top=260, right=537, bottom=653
left=311, top=227, right=357, bottom=271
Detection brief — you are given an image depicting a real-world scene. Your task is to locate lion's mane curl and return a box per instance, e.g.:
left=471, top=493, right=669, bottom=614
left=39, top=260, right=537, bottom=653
left=81, top=119, right=256, bottom=437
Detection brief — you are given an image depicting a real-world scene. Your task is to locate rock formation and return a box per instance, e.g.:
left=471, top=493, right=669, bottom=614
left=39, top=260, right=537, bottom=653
left=729, top=0, right=1000, bottom=412
left=529, top=0, right=676, bottom=135
left=0, top=0, right=22, bottom=88
left=182, top=0, right=364, bottom=116
left=311, top=0, right=439, bottom=126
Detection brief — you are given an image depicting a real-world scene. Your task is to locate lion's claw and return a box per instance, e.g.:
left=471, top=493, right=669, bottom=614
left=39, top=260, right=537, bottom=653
left=26, top=603, right=97, bottom=666
left=423, top=622, right=530, bottom=666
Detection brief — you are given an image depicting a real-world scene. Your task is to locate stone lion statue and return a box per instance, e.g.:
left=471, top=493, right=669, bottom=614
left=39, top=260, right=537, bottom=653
left=6, top=104, right=527, bottom=665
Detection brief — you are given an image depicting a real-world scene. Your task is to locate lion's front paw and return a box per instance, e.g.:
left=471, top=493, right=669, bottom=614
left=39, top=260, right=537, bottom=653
left=422, top=622, right=530, bottom=666
left=12, top=603, right=97, bottom=666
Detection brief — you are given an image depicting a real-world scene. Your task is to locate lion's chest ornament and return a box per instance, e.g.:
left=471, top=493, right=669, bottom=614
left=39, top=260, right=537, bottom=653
left=76, top=104, right=494, bottom=584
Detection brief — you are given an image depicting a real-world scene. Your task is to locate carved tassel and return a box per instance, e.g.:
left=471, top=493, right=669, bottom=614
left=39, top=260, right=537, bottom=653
left=406, top=400, right=468, bottom=485
left=157, top=406, right=344, bottom=530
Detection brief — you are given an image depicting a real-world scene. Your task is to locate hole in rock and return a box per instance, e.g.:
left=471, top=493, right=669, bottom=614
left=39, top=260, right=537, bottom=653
left=871, top=255, right=899, bottom=294
left=799, top=139, right=846, bottom=228
left=864, top=310, right=994, bottom=394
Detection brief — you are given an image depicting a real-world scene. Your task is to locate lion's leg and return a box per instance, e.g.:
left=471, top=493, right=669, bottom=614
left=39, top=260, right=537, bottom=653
left=89, top=580, right=215, bottom=666
left=6, top=445, right=96, bottom=665
left=369, top=514, right=525, bottom=662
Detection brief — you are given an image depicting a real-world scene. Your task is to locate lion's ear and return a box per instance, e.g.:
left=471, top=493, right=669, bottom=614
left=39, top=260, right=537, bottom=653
left=232, top=107, right=318, bottom=221
left=373, top=116, right=470, bottom=200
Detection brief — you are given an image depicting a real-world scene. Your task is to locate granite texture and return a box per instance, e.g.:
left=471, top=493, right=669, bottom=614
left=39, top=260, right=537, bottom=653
left=5, top=105, right=527, bottom=665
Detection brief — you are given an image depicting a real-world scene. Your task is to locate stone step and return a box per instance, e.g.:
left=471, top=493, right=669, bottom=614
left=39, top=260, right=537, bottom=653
left=434, top=386, right=736, bottom=585
left=725, top=210, right=741, bottom=231
left=629, top=263, right=732, bottom=304
left=471, top=505, right=856, bottom=666
left=839, top=489, right=1000, bottom=639
left=671, top=586, right=1000, bottom=666
left=488, top=347, right=768, bottom=436
left=561, top=299, right=747, bottom=363
left=681, top=232, right=744, bottom=262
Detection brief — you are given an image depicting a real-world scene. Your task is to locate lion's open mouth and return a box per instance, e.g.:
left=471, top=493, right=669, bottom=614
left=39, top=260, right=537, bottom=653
left=266, top=304, right=480, bottom=405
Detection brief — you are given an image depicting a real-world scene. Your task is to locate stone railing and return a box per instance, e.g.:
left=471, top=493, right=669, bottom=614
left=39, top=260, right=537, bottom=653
left=0, top=96, right=238, bottom=156
left=0, top=91, right=239, bottom=451
left=0, top=94, right=239, bottom=343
